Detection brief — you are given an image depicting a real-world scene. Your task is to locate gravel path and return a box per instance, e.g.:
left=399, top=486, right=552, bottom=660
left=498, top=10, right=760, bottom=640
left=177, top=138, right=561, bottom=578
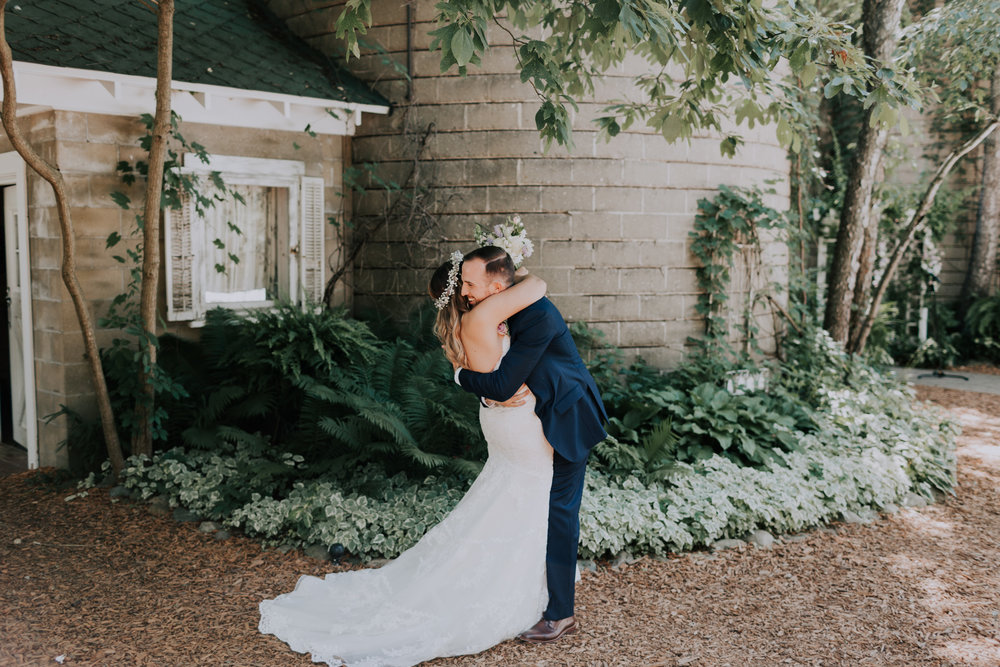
left=1, top=386, right=998, bottom=666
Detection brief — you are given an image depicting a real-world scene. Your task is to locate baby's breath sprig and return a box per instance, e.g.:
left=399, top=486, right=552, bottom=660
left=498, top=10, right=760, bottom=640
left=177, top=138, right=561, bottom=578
left=434, top=250, right=464, bottom=310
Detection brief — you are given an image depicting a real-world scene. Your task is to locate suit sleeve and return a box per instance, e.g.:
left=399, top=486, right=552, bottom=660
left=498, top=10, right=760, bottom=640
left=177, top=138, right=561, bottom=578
left=458, top=307, right=554, bottom=401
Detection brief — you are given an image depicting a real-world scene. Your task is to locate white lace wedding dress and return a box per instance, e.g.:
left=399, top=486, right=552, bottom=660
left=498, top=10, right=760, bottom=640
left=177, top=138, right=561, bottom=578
left=259, top=338, right=553, bottom=666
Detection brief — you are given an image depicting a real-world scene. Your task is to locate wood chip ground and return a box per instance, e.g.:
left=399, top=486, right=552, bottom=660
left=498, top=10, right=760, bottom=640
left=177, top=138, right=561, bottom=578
left=2, top=386, right=998, bottom=666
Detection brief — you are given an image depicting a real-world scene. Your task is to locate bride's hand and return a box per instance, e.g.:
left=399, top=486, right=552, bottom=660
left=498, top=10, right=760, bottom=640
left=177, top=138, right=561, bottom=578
left=492, top=384, right=532, bottom=408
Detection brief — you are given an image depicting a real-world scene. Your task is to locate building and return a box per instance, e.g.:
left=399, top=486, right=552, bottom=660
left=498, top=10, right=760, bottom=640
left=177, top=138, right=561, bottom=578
left=2, top=0, right=797, bottom=470
left=0, top=0, right=389, bottom=467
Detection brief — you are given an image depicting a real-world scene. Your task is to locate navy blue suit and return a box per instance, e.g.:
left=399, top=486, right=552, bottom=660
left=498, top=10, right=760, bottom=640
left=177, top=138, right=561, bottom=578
left=458, top=296, right=607, bottom=620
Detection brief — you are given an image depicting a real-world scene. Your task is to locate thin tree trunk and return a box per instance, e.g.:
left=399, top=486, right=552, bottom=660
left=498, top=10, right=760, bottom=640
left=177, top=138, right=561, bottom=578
left=848, top=199, right=881, bottom=346
left=852, top=120, right=1000, bottom=355
left=0, top=0, right=125, bottom=474
left=132, top=0, right=174, bottom=458
left=959, top=73, right=1000, bottom=311
left=823, top=0, right=906, bottom=343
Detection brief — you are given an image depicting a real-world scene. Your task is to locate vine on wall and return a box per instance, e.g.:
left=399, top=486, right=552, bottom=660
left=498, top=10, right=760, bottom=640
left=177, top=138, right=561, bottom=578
left=100, top=111, right=244, bottom=447
left=689, top=184, right=787, bottom=361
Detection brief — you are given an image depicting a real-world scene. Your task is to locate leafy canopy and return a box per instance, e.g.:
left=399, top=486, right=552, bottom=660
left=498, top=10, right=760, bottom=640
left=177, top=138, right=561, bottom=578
left=901, top=0, right=1000, bottom=124
left=337, top=0, right=921, bottom=152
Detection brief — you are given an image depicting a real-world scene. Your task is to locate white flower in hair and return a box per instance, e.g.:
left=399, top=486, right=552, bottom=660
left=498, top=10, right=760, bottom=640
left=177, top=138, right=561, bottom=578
left=434, top=250, right=464, bottom=310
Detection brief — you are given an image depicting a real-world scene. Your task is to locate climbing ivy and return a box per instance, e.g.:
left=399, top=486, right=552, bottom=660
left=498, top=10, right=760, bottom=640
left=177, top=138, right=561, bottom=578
left=689, top=184, right=787, bottom=358
left=100, top=111, right=244, bottom=447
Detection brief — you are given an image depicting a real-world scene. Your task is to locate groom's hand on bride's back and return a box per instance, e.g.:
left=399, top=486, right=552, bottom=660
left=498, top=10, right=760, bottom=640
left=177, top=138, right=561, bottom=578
left=485, top=384, right=532, bottom=408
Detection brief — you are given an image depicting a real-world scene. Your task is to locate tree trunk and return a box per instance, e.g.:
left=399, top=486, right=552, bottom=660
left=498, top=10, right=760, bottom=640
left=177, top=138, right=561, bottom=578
left=848, top=198, right=881, bottom=345
left=132, top=0, right=174, bottom=458
left=959, top=72, right=1000, bottom=311
left=823, top=0, right=906, bottom=343
left=852, top=120, right=1000, bottom=355
left=0, top=0, right=125, bottom=474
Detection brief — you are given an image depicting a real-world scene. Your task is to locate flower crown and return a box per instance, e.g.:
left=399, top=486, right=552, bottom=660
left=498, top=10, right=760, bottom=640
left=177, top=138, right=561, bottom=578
left=434, top=250, right=464, bottom=311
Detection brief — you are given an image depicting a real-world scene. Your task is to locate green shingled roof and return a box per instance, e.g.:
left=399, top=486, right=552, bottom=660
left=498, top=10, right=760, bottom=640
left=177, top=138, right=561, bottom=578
left=4, top=0, right=387, bottom=107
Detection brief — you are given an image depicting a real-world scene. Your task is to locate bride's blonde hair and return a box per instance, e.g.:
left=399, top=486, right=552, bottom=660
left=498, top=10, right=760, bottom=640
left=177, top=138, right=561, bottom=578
left=429, top=259, right=469, bottom=368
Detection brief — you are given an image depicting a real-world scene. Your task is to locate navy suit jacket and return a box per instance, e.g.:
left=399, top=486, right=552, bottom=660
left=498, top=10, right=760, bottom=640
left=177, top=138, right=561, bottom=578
left=458, top=297, right=608, bottom=462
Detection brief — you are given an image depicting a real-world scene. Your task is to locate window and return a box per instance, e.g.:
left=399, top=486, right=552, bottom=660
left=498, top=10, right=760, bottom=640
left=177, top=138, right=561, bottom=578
left=165, top=155, right=326, bottom=322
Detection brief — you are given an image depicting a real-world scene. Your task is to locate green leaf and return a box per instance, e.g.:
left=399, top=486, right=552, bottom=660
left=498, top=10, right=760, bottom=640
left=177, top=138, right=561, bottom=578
left=789, top=42, right=809, bottom=72
left=660, top=114, right=686, bottom=142
left=775, top=116, right=792, bottom=147
left=451, top=28, right=475, bottom=67
left=800, top=62, right=817, bottom=86
left=109, top=191, right=131, bottom=209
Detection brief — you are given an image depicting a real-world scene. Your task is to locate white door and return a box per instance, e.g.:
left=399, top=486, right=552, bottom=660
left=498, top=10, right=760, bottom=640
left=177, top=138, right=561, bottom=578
left=3, top=186, right=26, bottom=446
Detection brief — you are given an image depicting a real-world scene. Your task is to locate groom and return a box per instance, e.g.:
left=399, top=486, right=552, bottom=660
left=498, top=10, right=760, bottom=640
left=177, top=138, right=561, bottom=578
left=454, top=245, right=608, bottom=643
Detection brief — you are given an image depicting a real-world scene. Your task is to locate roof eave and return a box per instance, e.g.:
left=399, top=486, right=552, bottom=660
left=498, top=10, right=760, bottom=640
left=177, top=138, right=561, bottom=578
left=4, top=61, right=390, bottom=135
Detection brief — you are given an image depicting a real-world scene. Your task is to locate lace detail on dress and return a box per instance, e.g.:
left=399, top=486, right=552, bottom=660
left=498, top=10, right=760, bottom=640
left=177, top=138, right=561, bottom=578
left=259, top=336, right=553, bottom=666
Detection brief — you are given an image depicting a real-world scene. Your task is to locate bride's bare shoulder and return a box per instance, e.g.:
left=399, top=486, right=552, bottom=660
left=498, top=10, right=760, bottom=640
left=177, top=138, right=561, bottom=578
left=458, top=323, right=503, bottom=372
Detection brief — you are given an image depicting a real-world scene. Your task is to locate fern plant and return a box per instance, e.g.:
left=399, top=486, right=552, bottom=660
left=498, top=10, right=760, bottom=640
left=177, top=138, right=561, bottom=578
left=153, top=306, right=486, bottom=478
left=302, top=340, right=485, bottom=477
left=965, top=295, right=1000, bottom=363
left=596, top=415, right=680, bottom=484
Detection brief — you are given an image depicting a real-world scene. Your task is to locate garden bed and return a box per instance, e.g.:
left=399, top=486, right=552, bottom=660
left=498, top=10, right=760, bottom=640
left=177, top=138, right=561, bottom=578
left=2, top=387, right=997, bottom=666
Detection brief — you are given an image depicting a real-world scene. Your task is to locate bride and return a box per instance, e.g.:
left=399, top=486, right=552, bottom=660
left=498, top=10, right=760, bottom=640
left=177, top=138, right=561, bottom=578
left=259, top=251, right=553, bottom=666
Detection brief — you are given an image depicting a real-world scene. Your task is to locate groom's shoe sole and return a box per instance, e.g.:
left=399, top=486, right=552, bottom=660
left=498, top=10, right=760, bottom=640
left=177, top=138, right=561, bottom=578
left=517, top=619, right=578, bottom=644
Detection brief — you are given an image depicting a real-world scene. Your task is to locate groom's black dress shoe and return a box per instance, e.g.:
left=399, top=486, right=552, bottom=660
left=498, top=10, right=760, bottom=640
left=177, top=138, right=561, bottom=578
left=517, top=616, right=578, bottom=643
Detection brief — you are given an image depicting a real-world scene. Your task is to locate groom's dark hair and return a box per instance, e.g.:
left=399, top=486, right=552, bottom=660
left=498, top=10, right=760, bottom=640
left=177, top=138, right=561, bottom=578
left=464, top=246, right=515, bottom=287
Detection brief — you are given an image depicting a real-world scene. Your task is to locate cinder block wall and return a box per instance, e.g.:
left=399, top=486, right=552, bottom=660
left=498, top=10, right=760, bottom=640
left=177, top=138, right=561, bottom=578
left=2, top=110, right=345, bottom=467
left=268, top=0, right=791, bottom=367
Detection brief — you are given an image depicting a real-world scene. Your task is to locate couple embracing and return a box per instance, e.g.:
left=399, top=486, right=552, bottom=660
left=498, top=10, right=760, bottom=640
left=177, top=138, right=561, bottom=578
left=260, top=245, right=608, bottom=666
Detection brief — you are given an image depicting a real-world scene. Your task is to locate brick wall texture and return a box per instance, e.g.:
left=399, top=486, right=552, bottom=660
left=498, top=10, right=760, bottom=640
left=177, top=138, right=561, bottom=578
left=266, top=0, right=792, bottom=368
left=1, top=111, right=345, bottom=467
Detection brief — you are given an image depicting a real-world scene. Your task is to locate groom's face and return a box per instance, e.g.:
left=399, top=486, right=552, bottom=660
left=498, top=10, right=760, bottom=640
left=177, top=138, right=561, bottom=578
left=461, top=258, right=505, bottom=307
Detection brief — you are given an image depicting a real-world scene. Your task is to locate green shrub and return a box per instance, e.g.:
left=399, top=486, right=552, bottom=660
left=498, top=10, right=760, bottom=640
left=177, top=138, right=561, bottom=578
left=165, top=304, right=382, bottom=452
left=156, top=306, right=485, bottom=476
left=114, top=447, right=470, bottom=559
left=83, top=308, right=958, bottom=563
left=109, top=371, right=956, bottom=561
left=965, top=294, right=1000, bottom=363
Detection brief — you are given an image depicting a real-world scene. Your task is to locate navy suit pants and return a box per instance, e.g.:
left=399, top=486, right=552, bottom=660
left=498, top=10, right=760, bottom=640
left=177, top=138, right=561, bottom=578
left=543, top=449, right=589, bottom=621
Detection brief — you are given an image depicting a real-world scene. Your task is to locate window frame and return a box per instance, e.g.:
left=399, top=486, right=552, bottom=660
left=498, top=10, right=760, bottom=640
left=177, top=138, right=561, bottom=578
left=165, top=154, right=325, bottom=325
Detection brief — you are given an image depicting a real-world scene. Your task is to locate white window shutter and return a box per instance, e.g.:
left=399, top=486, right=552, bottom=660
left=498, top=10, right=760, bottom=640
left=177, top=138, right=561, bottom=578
left=299, top=176, right=326, bottom=306
left=165, top=192, right=198, bottom=321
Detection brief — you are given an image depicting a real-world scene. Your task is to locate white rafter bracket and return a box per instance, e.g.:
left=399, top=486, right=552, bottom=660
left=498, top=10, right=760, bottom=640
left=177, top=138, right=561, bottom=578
left=190, top=91, right=210, bottom=110
left=266, top=99, right=292, bottom=117
left=98, top=79, right=121, bottom=100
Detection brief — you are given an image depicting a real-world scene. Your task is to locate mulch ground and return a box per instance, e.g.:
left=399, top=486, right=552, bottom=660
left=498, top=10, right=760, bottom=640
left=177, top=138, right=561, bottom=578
left=2, top=387, right=999, bottom=667
left=950, top=363, right=1000, bottom=376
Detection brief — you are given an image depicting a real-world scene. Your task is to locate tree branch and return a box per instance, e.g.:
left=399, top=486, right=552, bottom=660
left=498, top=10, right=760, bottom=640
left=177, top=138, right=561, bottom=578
left=324, top=121, right=436, bottom=303
left=850, top=119, right=1000, bottom=355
